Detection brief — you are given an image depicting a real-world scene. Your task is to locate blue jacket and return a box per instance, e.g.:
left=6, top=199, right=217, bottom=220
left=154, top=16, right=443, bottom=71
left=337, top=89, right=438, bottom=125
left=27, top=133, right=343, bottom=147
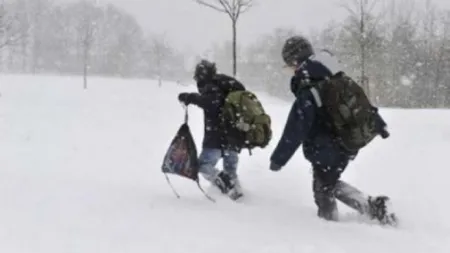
left=270, top=50, right=387, bottom=169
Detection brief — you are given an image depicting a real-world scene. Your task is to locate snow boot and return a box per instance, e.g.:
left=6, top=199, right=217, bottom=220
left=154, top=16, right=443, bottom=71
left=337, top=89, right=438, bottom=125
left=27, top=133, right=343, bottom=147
left=368, top=195, right=398, bottom=226
left=213, top=171, right=234, bottom=194
left=228, top=177, right=244, bottom=200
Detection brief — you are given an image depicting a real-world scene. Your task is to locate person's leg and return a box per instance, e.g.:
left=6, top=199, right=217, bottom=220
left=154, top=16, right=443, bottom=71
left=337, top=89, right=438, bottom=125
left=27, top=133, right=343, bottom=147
left=198, top=148, right=221, bottom=182
left=335, top=180, right=398, bottom=225
left=222, top=150, right=239, bottom=179
left=198, top=148, right=235, bottom=194
left=335, top=180, right=370, bottom=214
left=222, top=150, right=242, bottom=199
left=312, top=165, right=343, bottom=221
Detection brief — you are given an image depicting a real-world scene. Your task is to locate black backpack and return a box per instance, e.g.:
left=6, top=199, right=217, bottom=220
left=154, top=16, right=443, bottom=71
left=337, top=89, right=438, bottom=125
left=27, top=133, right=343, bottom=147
left=310, top=73, right=380, bottom=152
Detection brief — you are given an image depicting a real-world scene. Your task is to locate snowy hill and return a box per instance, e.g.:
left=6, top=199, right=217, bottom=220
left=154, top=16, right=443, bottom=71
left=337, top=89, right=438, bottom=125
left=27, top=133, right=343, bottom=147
left=0, top=74, right=448, bottom=253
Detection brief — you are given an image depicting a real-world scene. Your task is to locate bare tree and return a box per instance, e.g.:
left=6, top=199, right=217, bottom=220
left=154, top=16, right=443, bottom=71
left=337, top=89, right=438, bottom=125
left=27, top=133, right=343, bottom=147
left=194, top=0, right=253, bottom=76
left=340, top=0, right=384, bottom=97
left=27, top=0, right=53, bottom=74
left=93, top=4, right=144, bottom=78
left=152, top=36, right=166, bottom=87
left=147, top=33, right=166, bottom=87
left=81, top=20, right=93, bottom=89
left=76, top=1, right=98, bottom=89
left=0, top=3, right=21, bottom=50
left=0, top=2, right=23, bottom=73
left=379, top=0, right=418, bottom=107
left=145, top=33, right=180, bottom=87
left=433, top=11, right=450, bottom=107
left=14, top=0, right=31, bottom=72
left=240, top=27, right=296, bottom=97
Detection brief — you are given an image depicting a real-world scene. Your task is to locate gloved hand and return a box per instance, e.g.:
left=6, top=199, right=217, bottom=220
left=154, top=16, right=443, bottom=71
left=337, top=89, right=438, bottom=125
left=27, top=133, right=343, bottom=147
left=270, top=162, right=282, bottom=171
left=178, top=93, right=191, bottom=105
left=380, top=126, right=390, bottom=139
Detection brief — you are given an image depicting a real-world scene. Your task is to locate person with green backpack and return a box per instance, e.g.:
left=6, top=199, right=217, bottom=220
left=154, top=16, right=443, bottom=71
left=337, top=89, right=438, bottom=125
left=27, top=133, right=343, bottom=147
left=178, top=60, right=271, bottom=200
left=269, top=36, right=397, bottom=225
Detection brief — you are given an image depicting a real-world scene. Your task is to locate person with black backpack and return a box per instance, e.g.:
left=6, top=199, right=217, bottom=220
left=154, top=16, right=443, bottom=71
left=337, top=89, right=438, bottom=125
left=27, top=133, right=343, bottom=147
left=177, top=60, right=248, bottom=200
left=269, top=36, right=397, bottom=225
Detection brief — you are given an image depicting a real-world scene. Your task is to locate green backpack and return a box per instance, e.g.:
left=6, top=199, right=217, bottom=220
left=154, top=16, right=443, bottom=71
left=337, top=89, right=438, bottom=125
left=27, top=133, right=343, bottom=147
left=310, top=73, right=379, bottom=152
left=221, top=90, right=272, bottom=151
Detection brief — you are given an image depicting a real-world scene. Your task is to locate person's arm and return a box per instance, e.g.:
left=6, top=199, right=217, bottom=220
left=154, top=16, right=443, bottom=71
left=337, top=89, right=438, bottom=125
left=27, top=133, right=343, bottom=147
left=178, top=92, right=222, bottom=110
left=270, top=92, right=316, bottom=170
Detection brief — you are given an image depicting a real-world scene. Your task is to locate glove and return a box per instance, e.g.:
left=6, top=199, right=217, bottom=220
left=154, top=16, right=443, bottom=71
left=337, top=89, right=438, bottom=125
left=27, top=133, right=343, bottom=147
left=270, top=162, right=282, bottom=171
left=178, top=93, right=191, bottom=105
left=380, top=126, right=390, bottom=139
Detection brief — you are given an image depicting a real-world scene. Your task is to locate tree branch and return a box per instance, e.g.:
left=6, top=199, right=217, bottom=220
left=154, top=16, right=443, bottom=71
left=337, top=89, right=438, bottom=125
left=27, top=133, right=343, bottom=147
left=195, top=0, right=253, bottom=20
left=367, top=0, right=380, bottom=14
left=236, top=0, right=253, bottom=19
left=195, top=0, right=228, bottom=14
left=239, top=0, right=253, bottom=13
left=0, top=7, right=23, bottom=50
left=340, top=2, right=359, bottom=19
left=219, top=0, right=233, bottom=13
left=0, top=36, right=17, bottom=49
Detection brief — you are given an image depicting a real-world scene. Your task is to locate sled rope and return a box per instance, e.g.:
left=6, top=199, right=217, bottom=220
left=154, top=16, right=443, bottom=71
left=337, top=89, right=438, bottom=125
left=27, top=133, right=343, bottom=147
left=196, top=180, right=216, bottom=203
left=164, top=173, right=181, bottom=199
left=164, top=173, right=216, bottom=203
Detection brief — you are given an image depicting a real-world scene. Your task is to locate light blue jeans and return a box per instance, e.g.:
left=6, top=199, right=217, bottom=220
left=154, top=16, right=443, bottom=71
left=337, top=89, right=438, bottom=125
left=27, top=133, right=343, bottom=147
left=198, top=148, right=239, bottom=182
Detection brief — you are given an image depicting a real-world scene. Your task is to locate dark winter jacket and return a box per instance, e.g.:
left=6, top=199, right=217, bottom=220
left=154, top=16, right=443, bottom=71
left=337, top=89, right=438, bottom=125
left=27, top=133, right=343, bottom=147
left=270, top=50, right=388, bottom=169
left=180, top=74, right=246, bottom=152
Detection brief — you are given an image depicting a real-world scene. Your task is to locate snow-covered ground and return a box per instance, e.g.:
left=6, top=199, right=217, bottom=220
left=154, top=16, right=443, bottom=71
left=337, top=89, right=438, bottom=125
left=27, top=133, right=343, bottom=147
left=0, top=74, right=448, bottom=253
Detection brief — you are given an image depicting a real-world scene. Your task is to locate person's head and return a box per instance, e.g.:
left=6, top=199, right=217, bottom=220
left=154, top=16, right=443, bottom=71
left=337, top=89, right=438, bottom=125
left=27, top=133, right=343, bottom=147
left=281, top=36, right=314, bottom=71
left=194, top=59, right=217, bottom=81
left=193, top=59, right=217, bottom=93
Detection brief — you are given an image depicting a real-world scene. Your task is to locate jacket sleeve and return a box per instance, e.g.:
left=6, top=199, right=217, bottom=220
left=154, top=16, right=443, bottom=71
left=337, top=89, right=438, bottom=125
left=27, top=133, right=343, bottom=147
left=372, top=107, right=389, bottom=138
left=270, top=92, right=316, bottom=167
left=186, top=92, right=222, bottom=110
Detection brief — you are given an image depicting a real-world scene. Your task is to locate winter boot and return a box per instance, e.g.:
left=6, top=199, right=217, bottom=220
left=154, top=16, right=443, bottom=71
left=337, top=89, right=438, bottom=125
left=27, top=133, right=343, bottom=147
left=368, top=195, right=398, bottom=226
left=213, top=171, right=234, bottom=194
left=228, top=177, right=244, bottom=200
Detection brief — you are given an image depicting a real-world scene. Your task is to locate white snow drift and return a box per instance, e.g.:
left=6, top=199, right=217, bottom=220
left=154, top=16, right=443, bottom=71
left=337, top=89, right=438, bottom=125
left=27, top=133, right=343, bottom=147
left=0, top=74, right=448, bottom=253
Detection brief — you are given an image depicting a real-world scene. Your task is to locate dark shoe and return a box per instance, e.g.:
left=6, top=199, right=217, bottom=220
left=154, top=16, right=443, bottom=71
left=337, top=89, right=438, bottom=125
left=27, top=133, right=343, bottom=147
left=213, top=171, right=234, bottom=194
left=228, top=177, right=244, bottom=200
left=368, top=196, right=398, bottom=226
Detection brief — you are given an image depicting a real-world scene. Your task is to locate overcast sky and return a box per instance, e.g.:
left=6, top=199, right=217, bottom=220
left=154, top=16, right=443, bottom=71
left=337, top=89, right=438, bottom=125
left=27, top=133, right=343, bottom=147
left=95, top=0, right=349, bottom=54
left=59, top=0, right=450, bottom=55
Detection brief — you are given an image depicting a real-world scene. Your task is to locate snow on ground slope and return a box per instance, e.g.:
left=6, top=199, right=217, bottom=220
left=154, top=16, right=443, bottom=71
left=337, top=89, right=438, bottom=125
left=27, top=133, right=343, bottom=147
left=0, top=74, right=448, bottom=253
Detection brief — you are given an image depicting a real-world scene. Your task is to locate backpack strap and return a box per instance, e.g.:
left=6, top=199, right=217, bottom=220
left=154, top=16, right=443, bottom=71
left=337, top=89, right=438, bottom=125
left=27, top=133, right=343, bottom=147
left=310, top=87, right=323, bottom=108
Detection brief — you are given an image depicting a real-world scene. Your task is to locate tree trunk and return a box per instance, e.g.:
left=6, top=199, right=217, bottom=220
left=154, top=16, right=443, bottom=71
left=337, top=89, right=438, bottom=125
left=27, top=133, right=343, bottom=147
left=83, top=42, right=88, bottom=89
left=232, top=19, right=237, bottom=77
left=21, top=38, right=27, bottom=72
left=361, top=43, right=369, bottom=96
left=83, top=63, right=88, bottom=89
left=0, top=48, right=3, bottom=72
left=157, top=54, right=162, bottom=87
left=359, top=1, right=370, bottom=98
